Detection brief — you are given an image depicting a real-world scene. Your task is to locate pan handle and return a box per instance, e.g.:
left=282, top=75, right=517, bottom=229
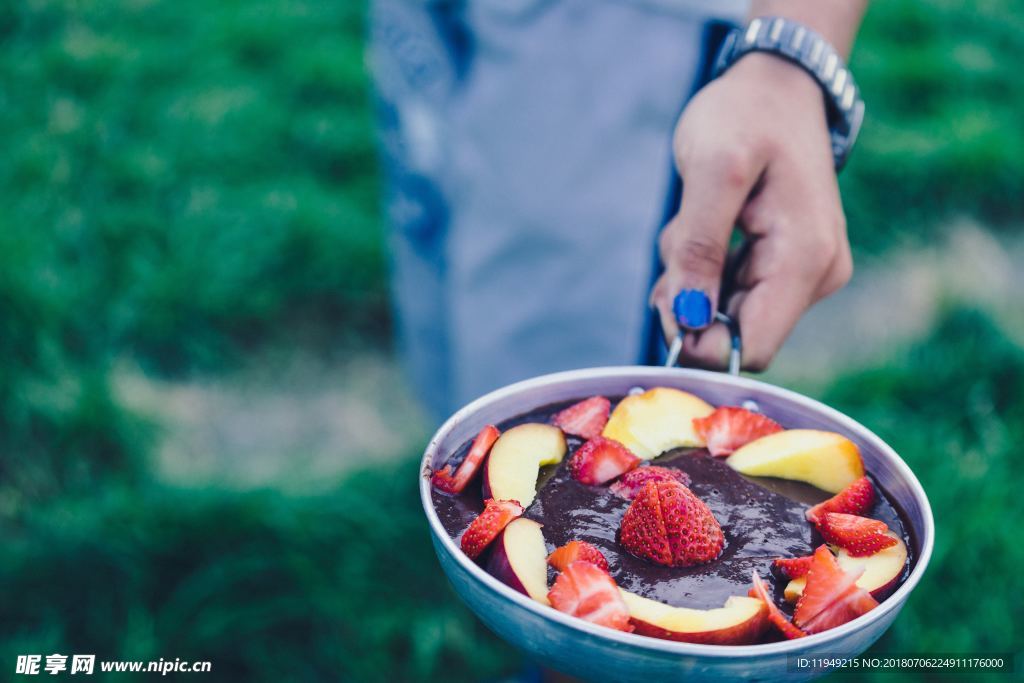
left=664, top=311, right=742, bottom=375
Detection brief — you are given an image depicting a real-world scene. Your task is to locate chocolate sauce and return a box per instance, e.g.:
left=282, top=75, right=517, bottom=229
left=431, top=398, right=913, bottom=623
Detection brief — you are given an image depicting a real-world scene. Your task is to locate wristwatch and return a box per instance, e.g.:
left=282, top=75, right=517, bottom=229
left=712, top=16, right=865, bottom=171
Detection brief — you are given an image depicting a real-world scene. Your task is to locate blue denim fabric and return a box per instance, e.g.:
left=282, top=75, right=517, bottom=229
left=371, top=0, right=741, bottom=419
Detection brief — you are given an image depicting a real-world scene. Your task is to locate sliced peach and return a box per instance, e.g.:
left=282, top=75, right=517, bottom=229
left=483, top=423, right=566, bottom=507
left=619, top=590, right=768, bottom=645
left=486, top=518, right=550, bottom=605
left=784, top=533, right=908, bottom=602
left=726, top=429, right=864, bottom=493
left=602, top=387, right=714, bottom=459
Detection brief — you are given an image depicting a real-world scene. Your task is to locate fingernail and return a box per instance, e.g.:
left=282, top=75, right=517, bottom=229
left=673, top=288, right=712, bottom=329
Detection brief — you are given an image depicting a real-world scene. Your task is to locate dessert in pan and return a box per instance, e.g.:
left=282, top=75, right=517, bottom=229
left=430, top=387, right=912, bottom=644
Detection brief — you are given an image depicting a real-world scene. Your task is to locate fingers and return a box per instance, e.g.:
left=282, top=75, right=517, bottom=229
left=678, top=184, right=852, bottom=372
left=735, top=196, right=851, bottom=371
left=653, top=147, right=762, bottom=344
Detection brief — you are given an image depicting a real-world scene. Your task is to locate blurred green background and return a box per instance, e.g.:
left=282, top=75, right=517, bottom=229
left=1, top=0, right=1021, bottom=681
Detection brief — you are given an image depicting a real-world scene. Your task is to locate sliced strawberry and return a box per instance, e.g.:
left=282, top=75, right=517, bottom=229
left=750, top=572, right=806, bottom=640
left=818, top=513, right=898, bottom=557
left=552, top=396, right=611, bottom=440
left=547, top=541, right=610, bottom=573
left=806, top=476, right=876, bottom=524
left=569, top=436, right=641, bottom=485
left=773, top=554, right=816, bottom=579
left=794, top=545, right=878, bottom=634
left=460, top=499, right=524, bottom=560
left=432, top=424, right=501, bottom=494
left=547, top=561, right=633, bottom=632
left=619, top=480, right=723, bottom=567
left=618, top=481, right=672, bottom=565
left=609, top=465, right=690, bottom=500
left=692, top=406, right=783, bottom=457
left=660, top=479, right=724, bottom=566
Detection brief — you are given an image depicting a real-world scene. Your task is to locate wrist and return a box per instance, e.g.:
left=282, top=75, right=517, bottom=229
left=711, top=16, right=865, bottom=170
left=748, top=0, right=867, bottom=57
left=725, top=52, right=825, bottom=110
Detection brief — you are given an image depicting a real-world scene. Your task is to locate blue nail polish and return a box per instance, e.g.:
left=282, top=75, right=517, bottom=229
left=673, top=289, right=712, bottom=329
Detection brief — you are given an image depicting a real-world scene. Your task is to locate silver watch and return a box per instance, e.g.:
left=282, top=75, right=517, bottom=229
left=712, top=16, right=865, bottom=171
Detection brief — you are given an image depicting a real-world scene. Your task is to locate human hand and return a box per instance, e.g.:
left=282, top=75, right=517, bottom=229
left=650, top=52, right=853, bottom=371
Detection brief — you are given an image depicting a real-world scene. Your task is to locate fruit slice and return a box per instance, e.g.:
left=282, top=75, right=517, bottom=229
left=547, top=561, right=632, bottom=632
left=692, top=407, right=783, bottom=457
left=793, top=546, right=878, bottom=634
left=610, top=465, right=690, bottom=500
left=547, top=540, right=609, bottom=573
left=432, top=424, right=501, bottom=494
left=818, top=513, right=898, bottom=557
left=568, top=437, right=641, bottom=485
left=726, top=429, right=865, bottom=493
left=461, top=499, right=524, bottom=560
left=620, top=590, right=768, bottom=644
left=486, top=518, right=550, bottom=604
left=784, top=533, right=907, bottom=601
left=774, top=554, right=816, bottom=580
left=552, top=396, right=611, bottom=440
left=602, top=387, right=714, bottom=459
left=483, top=423, right=567, bottom=507
left=806, top=476, right=876, bottom=524
left=619, top=480, right=723, bottom=567
left=749, top=572, right=806, bottom=640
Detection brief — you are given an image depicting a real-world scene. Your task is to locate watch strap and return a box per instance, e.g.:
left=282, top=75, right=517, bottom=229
left=712, top=16, right=865, bottom=171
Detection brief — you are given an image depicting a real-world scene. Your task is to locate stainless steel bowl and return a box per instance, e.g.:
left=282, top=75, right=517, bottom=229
left=420, top=366, right=934, bottom=682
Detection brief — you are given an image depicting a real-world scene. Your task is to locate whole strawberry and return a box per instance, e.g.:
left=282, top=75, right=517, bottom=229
left=619, top=480, right=723, bottom=567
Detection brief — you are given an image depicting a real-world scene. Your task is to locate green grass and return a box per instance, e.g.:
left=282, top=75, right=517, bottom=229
left=1, top=0, right=384, bottom=505
left=845, top=0, right=1024, bottom=251
left=0, top=0, right=386, bottom=376
left=0, top=459, right=520, bottom=683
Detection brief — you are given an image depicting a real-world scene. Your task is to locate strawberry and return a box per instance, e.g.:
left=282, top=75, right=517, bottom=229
left=460, top=499, right=524, bottom=560
left=773, top=554, right=816, bottom=579
left=609, top=465, right=690, bottom=500
left=619, top=480, right=723, bottom=567
left=692, top=406, right=783, bottom=457
left=749, top=571, right=806, bottom=640
left=794, top=545, right=878, bottom=634
left=806, top=476, right=876, bottom=524
left=552, top=396, right=611, bottom=440
left=619, top=481, right=672, bottom=565
left=818, top=513, right=898, bottom=557
left=569, top=436, right=641, bottom=485
left=547, top=541, right=610, bottom=573
left=432, top=425, right=501, bottom=494
left=547, top=561, right=633, bottom=632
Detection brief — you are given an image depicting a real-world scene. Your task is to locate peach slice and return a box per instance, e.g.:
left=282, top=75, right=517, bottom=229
left=726, top=429, right=865, bottom=493
left=483, top=423, right=566, bottom=507
left=784, top=533, right=908, bottom=601
left=619, top=590, right=768, bottom=645
left=486, top=518, right=550, bottom=605
left=602, top=387, right=714, bottom=459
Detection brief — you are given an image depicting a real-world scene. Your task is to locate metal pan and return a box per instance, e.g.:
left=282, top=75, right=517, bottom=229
left=420, top=347, right=933, bottom=682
